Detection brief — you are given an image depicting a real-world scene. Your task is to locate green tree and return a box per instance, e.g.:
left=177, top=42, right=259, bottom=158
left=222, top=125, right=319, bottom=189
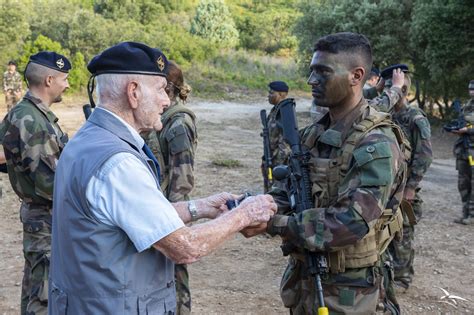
left=410, top=0, right=473, bottom=115
left=68, top=52, right=88, bottom=91
left=190, top=0, right=239, bottom=48
left=0, top=1, right=31, bottom=67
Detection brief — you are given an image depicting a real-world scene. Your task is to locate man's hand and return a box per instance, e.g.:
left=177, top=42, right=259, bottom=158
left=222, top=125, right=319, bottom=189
left=236, top=194, right=277, bottom=227
left=452, top=127, right=468, bottom=134
left=196, top=192, right=239, bottom=219
left=392, top=68, right=405, bottom=89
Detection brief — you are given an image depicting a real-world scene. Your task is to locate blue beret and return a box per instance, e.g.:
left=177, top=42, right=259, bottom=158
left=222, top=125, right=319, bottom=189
left=29, top=51, right=71, bottom=73
left=381, top=64, right=409, bottom=80
left=88, top=42, right=168, bottom=77
left=370, top=67, right=380, bottom=77
left=269, top=81, right=289, bottom=92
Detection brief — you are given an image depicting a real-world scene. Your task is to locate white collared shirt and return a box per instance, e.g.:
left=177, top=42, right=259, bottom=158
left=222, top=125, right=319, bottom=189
left=85, top=108, right=184, bottom=252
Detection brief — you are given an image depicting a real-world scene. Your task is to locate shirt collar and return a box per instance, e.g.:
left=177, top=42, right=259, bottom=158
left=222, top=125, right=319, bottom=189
left=96, top=107, right=144, bottom=148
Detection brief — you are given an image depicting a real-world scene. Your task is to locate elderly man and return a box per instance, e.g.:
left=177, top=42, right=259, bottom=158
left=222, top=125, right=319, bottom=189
left=49, top=42, right=276, bottom=314
left=0, top=51, right=70, bottom=315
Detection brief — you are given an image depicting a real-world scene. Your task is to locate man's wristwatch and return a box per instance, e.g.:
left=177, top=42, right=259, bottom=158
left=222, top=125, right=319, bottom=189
left=188, top=200, right=198, bottom=221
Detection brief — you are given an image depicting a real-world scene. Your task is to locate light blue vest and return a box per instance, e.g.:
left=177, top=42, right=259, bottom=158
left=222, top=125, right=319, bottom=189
left=49, top=108, right=176, bottom=314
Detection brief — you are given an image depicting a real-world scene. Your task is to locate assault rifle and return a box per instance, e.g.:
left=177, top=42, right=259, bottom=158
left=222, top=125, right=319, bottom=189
left=444, top=100, right=473, bottom=166
left=260, top=109, right=273, bottom=192
left=443, top=100, right=465, bottom=132
left=273, top=98, right=329, bottom=315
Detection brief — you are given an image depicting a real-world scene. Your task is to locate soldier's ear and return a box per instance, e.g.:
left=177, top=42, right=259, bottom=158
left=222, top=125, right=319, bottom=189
left=45, top=75, right=53, bottom=87
left=351, top=67, right=365, bottom=86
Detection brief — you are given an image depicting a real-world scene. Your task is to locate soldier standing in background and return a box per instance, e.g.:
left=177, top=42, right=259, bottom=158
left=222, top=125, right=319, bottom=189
left=452, top=80, right=474, bottom=225
left=3, top=60, right=23, bottom=112
left=266, top=81, right=291, bottom=166
left=0, top=52, right=70, bottom=314
left=144, top=61, right=196, bottom=314
left=363, top=67, right=380, bottom=99
left=384, top=66, right=433, bottom=289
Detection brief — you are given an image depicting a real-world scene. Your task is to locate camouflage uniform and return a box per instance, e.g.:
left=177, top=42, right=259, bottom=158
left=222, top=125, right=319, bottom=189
left=454, top=98, right=474, bottom=221
left=267, top=100, right=291, bottom=166
left=0, top=91, right=68, bottom=315
left=387, top=102, right=432, bottom=288
left=268, top=99, right=408, bottom=315
left=3, top=70, right=22, bottom=111
left=145, top=101, right=197, bottom=315
left=368, top=87, right=403, bottom=113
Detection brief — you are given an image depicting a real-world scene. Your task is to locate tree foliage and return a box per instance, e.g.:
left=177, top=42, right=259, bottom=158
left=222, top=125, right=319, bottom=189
left=190, top=0, right=239, bottom=48
left=294, top=0, right=472, bottom=115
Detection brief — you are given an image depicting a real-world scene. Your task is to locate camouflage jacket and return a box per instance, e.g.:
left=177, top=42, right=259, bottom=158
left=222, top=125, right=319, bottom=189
left=368, top=86, right=403, bottom=113
left=269, top=99, right=407, bottom=284
left=267, top=101, right=291, bottom=166
left=145, top=103, right=197, bottom=202
left=391, top=102, right=432, bottom=191
left=454, top=98, right=474, bottom=158
left=3, top=70, right=22, bottom=92
left=0, top=91, right=68, bottom=206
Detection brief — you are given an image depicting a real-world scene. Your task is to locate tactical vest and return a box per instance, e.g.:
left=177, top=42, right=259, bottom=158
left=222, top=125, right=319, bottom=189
left=157, top=104, right=197, bottom=195
left=301, top=106, right=409, bottom=273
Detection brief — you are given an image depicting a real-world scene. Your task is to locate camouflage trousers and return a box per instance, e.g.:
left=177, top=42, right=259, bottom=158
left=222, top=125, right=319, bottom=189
left=456, top=157, right=474, bottom=218
left=5, top=90, right=20, bottom=111
left=280, top=256, right=398, bottom=315
left=387, top=192, right=422, bottom=288
left=20, top=203, right=51, bottom=315
left=175, top=264, right=191, bottom=315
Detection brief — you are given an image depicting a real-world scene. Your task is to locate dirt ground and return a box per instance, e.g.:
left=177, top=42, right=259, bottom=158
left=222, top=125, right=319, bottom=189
left=0, top=95, right=473, bottom=314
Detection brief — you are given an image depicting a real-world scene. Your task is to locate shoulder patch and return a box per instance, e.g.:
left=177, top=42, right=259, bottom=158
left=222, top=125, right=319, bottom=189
left=414, top=116, right=431, bottom=139
left=353, top=141, right=393, bottom=186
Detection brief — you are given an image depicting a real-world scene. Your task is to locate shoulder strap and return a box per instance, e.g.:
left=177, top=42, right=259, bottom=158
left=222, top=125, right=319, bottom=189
left=340, top=107, right=394, bottom=171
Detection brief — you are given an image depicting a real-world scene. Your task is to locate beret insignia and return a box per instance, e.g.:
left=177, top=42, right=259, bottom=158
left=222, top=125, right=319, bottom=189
left=157, top=55, right=165, bottom=72
left=56, top=58, right=65, bottom=69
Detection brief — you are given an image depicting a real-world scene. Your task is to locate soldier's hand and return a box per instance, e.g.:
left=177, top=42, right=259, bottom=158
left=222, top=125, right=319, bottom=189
left=392, top=69, right=405, bottom=89
left=403, top=187, right=415, bottom=201
left=452, top=127, right=468, bottom=134
left=236, top=194, right=276, bottom=227
left=240, top=223, right=268, bottom=238
left=375, top=77, right=385, bottom=93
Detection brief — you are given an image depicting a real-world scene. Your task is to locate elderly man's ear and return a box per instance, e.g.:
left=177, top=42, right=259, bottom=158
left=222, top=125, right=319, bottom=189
left=127, top=81, right=140, bottom=109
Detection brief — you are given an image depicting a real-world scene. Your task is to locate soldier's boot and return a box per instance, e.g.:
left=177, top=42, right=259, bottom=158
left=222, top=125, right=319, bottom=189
left=454, top=205, right=474, bottom=225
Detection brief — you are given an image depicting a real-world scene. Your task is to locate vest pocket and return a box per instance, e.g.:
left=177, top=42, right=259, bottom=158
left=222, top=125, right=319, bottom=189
left=138, top=287, right=176, bottom=315
left=50, top=282, right=68, bottom=315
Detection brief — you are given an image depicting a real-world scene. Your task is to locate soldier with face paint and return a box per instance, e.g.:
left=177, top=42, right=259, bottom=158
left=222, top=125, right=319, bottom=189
left=243, top=32, right=409, bottom=314
left=452, top=80, right=474, bottom=225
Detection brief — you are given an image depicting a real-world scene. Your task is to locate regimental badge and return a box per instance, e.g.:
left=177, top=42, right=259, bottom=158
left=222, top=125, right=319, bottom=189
left=157, top=55, right=165, bottom=72
left=56, top=58, right=65, bottom=69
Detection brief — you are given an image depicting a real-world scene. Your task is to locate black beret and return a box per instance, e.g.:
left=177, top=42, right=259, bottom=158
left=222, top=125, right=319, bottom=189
left=88, top=42, right=168, bottom=77
left=29, top=51, right=71, bottom=73
left=269, top=81, right=289, bottom=92
left=381, top=64, right=409, bottom=80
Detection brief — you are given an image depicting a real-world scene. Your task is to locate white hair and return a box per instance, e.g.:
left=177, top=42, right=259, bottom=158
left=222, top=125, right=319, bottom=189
left=96, top=73, right=136, bottom=105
